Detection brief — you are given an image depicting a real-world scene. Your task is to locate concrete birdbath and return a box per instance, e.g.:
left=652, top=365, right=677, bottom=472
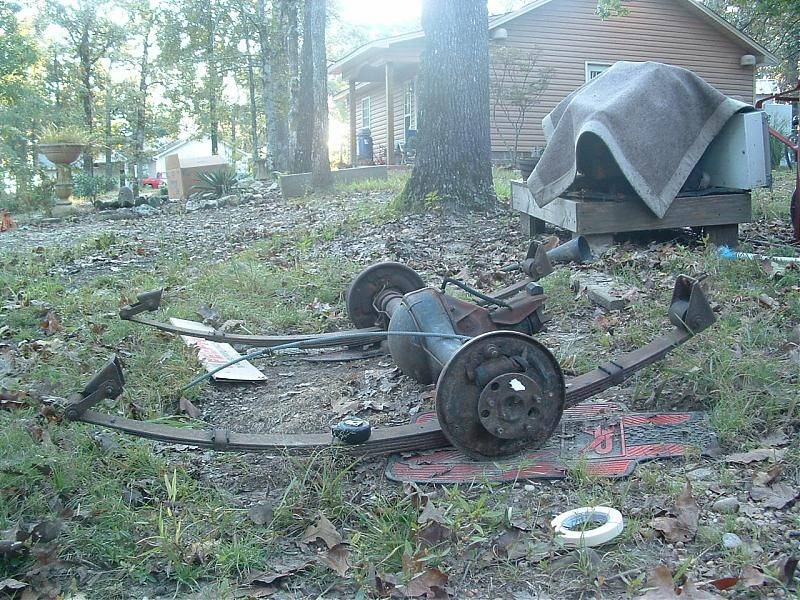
left=39, top=143, right=84, bottom=216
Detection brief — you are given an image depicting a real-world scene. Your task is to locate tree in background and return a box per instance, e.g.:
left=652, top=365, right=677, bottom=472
left=705, top=0, right=798, bottom=95
left=159, top=0, right=239, bottom=156
left=400, top=0, right=494, bottom=210
left=45, top=0, right=125, bottom=172
left=490, top=46, right=552, bottom=166
left=0, top=0, right=46, bottom=205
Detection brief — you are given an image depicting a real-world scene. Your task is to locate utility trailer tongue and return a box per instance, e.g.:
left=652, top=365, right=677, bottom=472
left=63, top=243, right=716, bottom=461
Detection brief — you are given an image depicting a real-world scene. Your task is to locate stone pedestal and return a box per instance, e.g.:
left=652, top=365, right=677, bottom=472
left=52, top=164, right=76, bottom=216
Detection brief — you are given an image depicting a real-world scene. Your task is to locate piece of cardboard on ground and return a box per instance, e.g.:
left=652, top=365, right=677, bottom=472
left=165, top=154, right=230, bottom=200
left=169, top=317, right=266, bottom=382
left=570, top=271, right=638, bottom=310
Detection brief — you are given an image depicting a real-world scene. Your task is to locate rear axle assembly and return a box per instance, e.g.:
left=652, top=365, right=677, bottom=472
left=63, top=244, right=716, bottom=461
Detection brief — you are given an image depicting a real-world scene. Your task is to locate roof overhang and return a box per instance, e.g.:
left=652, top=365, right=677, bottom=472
left=329, top=0, right=779, bottom=80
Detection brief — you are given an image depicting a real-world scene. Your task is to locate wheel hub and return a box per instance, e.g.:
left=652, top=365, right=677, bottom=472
left=435, top=331, right=565, bottom=459
left=477, top=373, right=542, bottom=440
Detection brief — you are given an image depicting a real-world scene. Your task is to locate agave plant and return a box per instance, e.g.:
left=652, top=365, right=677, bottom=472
left=190, top=168, right=241, bottom=199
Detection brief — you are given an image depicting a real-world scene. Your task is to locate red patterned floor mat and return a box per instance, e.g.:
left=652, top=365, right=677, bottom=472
left=386, top=402, right=718, bottom=483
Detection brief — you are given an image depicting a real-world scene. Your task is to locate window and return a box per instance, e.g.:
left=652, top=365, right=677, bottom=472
left=361, top=97, right=371, bottom=130
left=404, top=80, right=417, bottom=135
left=585, top=62, right=612, bottom=82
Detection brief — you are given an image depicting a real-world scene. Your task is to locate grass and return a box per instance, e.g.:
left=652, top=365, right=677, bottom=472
left=1, top=169, right=799, bottom=597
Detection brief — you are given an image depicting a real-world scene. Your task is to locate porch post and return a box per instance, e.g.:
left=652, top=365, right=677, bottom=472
left=385, top=62, right=395, bottom=165
left=348, top=79, right=357, bottom=167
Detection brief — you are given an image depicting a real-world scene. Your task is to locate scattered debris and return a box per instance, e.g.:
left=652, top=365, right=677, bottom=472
left=170, top=317, right=266, bottom=382
left=571, top=271, right=637, bottom=310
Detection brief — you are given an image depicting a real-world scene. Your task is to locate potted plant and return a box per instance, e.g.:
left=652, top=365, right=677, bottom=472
left=38, top=125, right=94, bottom=214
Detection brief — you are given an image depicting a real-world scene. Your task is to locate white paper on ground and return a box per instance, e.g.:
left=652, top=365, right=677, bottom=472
left=169, top=317, right=266, bottom=382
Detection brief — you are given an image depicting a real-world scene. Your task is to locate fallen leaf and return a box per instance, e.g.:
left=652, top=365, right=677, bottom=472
left=773, top=554, right=798, bottom=584
left=416, top=520, right=455, bottom=550
left=395, top=567, right=450, bottom=598
left=709, top=576, right=739, bottom=591
left=302, top=513, right=342, bottom=549
left=179, top=397, right=201, bottom=419
left=40, top=311, right=64, bottom=336
left=740, top=565, right=766, bottom=588
left=725, top=448, right=786, bottom=464
left=493, top=527, right=528, bottom=561
left=650, top=481, right=699, bottom=543
left=249, top=557, right=312, bottom=586
left=246, top=503, right=274, bottom=526
left=753, top=464, right=783, bottom=486
left=760, top=430, right=789, bottom=447
left=30, top=519, right=62, bottom=543
left=750, top=482, right=798, bottom=509
left=636, top=565, right=724, bottom=599
left=319, top=543, right=351, bottom=577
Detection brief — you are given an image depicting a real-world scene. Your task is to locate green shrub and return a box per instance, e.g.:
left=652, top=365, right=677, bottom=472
left=73, top=173, right=117, bottom=202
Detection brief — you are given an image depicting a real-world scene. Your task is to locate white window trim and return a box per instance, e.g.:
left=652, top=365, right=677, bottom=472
left=361, top=96, right=371, bottom=130
left=585, top=61, right=613, bottom=83
left=403, top=79, right=417, bottom=140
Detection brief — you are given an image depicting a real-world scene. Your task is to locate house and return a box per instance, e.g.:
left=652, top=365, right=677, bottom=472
left=329, top=0, right=778, bottom=163
left=147, top=137, right=245, bottom=176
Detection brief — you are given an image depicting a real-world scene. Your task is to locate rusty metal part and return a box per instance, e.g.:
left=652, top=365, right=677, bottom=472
left=300, top=347, right=387, bottom=362
left=436, top=331, right=565, bottom=459
left=63, top=356, right=125, bottom=421
left=120, top=289, right=388, bottom=349
left=346, top=262, right=426, bottom=328
left=70, top=272, right=716, bottom=460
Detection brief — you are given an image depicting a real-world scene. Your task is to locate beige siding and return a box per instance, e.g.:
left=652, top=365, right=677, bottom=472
left=490, top=0, right=756, bottom=154
left=353, top=79, right=412, bottom=160
left=349, top=0, right=757, bottom=158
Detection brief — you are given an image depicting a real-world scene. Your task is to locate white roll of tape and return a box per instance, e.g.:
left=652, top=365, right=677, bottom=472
left=551, top=506, right=624, bottom=548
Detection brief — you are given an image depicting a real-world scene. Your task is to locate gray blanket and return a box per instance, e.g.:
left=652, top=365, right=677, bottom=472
left=527, top=61, right=750, bottom=217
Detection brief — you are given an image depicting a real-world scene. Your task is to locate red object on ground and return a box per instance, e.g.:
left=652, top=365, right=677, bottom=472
left=386, top=403, right=718, bottom=483
left=0, top=210, right=16, bottom=232
left=141, top=173, right=165, bottom=188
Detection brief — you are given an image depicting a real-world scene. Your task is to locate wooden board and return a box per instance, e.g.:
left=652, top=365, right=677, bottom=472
left=511, top=181, right=752, bottom=235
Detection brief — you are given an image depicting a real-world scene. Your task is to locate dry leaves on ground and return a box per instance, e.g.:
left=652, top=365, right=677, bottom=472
left=650, top=481, right=699, bottom=543
left=301, top=513, right=342, bottom=549
left=637, top=565, right=724, bottom=599
left=726, top=448, right=786, bottom=464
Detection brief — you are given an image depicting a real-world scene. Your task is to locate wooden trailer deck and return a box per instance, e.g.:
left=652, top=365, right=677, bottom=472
left=510, top=181, right=752, bottom=249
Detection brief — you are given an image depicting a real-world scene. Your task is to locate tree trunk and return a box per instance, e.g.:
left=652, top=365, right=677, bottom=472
left=308, top=0, right=330, bottom=187
left=104, top=80, right=113, bottom=179
left=400, top=0, right=494, bottom=210
left=269, top=0, right=295, bottom=172
left=245, top=37, right=259, bottom=163
left=133, top=29, right=151, bottom=197
left=293, top=0, right=315, bottom=174
left=79, top=22, right=94, bottom=174
left=206, top=15, right=219, bottom=155
left=257, top=0, right=279, bottom=170
left=285, top=0, right=300, bottom=169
